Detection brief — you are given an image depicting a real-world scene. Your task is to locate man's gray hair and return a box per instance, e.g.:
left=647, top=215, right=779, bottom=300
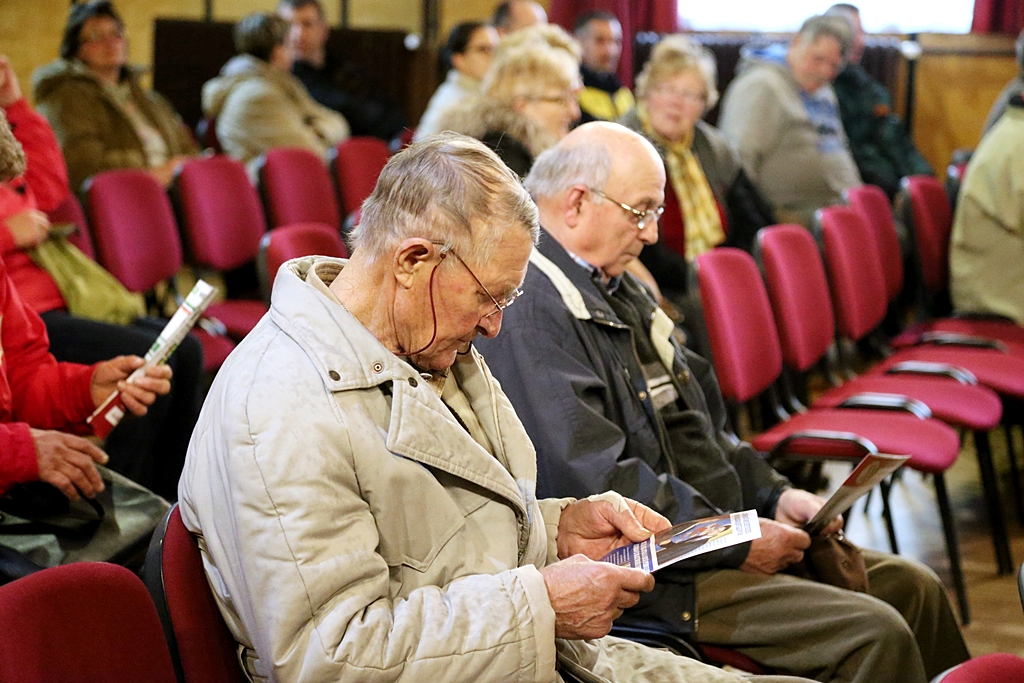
left=524, top=141, right=613, bottom=200
left=350, top=133, right=539, bottom=265
left=795, top=14, right=853, bottom=61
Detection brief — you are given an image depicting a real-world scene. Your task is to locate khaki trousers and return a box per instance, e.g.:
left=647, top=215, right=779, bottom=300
left=692, top=550, right=969, bottom=683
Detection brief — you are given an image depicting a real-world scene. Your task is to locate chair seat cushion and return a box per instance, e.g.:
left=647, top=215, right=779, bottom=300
left=874, top=347, right=1024, bottom=398
left=750, top=408, right=960, bottom=473
left=813, top=375, right=1002, bottom=431
left=893, top=319, right=1024, bottom=349
left=206, top=300, right=268, bottom=340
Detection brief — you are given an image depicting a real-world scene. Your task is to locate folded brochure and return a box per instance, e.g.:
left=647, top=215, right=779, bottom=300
left=87, top=279, right=218, bottom=439
left=803, top=452, right=909, bottom=535
left=602, top=510, right=760, bottom=573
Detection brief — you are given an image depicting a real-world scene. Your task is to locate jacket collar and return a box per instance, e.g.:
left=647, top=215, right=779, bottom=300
left=270, top=257, right=529, bottom=512
left=533, top=229, right=624, bottom=326
left=532, top=232, right=680, bottom=373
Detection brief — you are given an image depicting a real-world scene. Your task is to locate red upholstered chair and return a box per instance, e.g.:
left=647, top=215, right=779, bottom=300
left=256, top=147, right=341, bottom=230
left=847, top=183, right=1024, bottom=348
left=258, top=222, right=348, bottom=297
left=47, top=192, right=95, bottom=260
left=175, top=156, right=269, bottom=339
left=0, top=563, right=178, bottom=683
left=757, top=222, right=1009, bottom=581
left=695, top=246, right=968, bottom=620
left=330, top=136, right=391, bottom=219
left=931, top=653, right=1024, bottom=683
left=144, top=505, right=246, bottom=683
left=83, top=169, right=235, bottom=372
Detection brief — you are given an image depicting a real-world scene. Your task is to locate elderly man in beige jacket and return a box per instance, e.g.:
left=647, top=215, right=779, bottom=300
left=179, top=132, right=813, bottom=683
left=202, top=12, right=348, bottom=174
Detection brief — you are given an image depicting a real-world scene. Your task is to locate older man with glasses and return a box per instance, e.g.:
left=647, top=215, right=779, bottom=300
left=178, top=132, right=815, bottom=683
left=475, top=121, right=969, bottom=683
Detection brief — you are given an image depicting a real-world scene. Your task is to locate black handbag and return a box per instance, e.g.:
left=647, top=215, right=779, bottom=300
left=0, top=466, right=170, bottom=585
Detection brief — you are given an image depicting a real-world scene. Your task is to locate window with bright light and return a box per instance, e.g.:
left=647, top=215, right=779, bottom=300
left=678, top=0, right=975, bottom=34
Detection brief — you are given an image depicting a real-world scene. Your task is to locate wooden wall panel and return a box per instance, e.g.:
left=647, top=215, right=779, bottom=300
left=911, top=33, right=1018, bottom=172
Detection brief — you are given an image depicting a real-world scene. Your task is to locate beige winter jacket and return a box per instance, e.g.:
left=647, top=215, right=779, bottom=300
left=32, top=59, right=198, bottom=193
left=179, top=257, right=763, bottom=683
left=202, top=55, right=349, bottom=171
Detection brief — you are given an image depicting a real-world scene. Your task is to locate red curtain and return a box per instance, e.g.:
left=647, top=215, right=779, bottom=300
left=972, top=0, right=1024, bottom=34
left=548, top=0, right=679, bottom=87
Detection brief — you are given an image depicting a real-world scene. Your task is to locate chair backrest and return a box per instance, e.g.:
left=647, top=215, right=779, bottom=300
left=901, top=174, right=952, bottom=295
left=695, top=247, right=783, bottom=403
left=330, top=136, right=391, bottom=218
left=144, top=505, right=247, bottom=683
left=257, top=147, right=340, bottom=230
left=756, top=225, right=836, bottom=373
left=47, top=192, right=95, bottom=260
left=945, top=161, right=967, bottom=214
left=259, top=222, right=348, bottom=293
left=176, top=156, right=266, bottom=271
left=85, top=169, right=183, bottom=292
left=845, top=184, right=903, bottom=303
left=817, top=205, right=889, bottom=342
left=0, top=563, right=178, bottom=683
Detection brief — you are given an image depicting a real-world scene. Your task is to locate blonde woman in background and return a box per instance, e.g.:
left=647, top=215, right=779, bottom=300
left=438, top=34, right=581, bottom=177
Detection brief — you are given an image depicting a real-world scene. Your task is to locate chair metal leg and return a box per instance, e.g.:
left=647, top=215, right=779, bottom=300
left=879, top=478, right=900, bottom=554
left=974, top=430, right=1013, bottom=574
left=1006, top=423, right=1024, bottom=527
left=934, top=473, right=970, bottom=625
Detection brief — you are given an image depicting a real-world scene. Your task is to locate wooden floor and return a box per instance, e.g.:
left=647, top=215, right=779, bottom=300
left=820, top=425, right=1024, bottom=658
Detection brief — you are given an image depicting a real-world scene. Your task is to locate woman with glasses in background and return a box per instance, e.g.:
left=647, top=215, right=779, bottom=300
left=438, top=26, right=581, bottom=178
left=415, top=21, right=499, bottom=141
left=32, top=0, right=198, bottom=193
left=619, top=35, right=774, bottom=352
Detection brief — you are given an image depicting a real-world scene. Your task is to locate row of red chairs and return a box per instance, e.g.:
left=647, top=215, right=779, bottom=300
left=46, top=141, right=389, bottom=371
left=694, top=182, right=1024, bottom=625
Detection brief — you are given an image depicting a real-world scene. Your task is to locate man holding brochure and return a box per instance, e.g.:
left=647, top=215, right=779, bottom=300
left=475, top=121, right=969, bottom=683
left=179, top=133, right=813, bottom=683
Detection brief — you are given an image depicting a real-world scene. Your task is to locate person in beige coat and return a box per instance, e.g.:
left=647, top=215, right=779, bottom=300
left=202, top=12, right=349, bottom=173
left=178, top=133, right=813, bottom=683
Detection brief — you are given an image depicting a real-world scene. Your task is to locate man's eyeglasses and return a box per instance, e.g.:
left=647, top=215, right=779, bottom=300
left=588, top=187, right=665, bottom=230
left=438, top=245, right=523, bottom=318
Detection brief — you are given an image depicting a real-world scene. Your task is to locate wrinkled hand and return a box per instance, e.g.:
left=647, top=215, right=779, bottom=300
left=557, top=497, right=671, bottom=561
left=31, top=428, right=107, bottom=500
left=90, top=356, right=172, bottom=417
left=540, top=554, right=655, bottom=639
left=775, top=487, right=843, bottom=535
left=148, top=156, right=190, bottom=187
left=6, top=210, right=50, bottom=248
left=741, top=518, right=811, bottom=575
left=0, top=56, right=23, bottom=108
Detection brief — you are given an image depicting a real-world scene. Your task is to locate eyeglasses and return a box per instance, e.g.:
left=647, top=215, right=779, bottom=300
left=465, top=44, right=496, bottom=55
left=525, top=93, right=577, bottom=106
left=652, top=85, right=707, bottom=105
left=437, top=244, right=523, bottom=318
left=587, top=187, right=665, bottom=230
left=80, top=28, right=125, bottom=44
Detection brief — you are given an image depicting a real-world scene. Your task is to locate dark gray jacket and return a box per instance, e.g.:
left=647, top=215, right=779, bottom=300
left=476, top=231, right=790, bottom=634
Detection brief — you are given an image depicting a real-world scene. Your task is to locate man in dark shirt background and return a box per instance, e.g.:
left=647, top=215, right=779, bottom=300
left=574, top=11, right=634, bottom=124
left=278, top=0, right=406, bottom=142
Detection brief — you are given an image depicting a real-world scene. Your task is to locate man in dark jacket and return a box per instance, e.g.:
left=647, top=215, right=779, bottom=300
left=277, top=0, right=406, bottom=142
left=826, top=4, right=932, bottom=198
left=475, top=121, right=969, bottom=683
left=574, top=11, right=634, bottom=124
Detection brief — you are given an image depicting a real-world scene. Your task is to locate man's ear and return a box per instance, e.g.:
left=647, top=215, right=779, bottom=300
left=564, top=185, right=588, bottom=228
left=392, top=238, right=437, bottom=290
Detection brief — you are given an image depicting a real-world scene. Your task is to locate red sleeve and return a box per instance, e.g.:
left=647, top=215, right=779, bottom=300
left=4, top=98, right=70, bottom=213
left=0, top=222, right=15, bottom=256
left=0, top=258, right=95, bottom=432
left=0, top=421, right=39, bottom=495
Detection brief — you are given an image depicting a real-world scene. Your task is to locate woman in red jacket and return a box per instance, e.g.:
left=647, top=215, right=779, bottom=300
left=0, top=56, right=201, bottom=500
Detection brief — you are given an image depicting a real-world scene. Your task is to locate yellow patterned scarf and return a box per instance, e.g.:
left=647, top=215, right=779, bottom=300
left=639, top=104, right=724, bottom=261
